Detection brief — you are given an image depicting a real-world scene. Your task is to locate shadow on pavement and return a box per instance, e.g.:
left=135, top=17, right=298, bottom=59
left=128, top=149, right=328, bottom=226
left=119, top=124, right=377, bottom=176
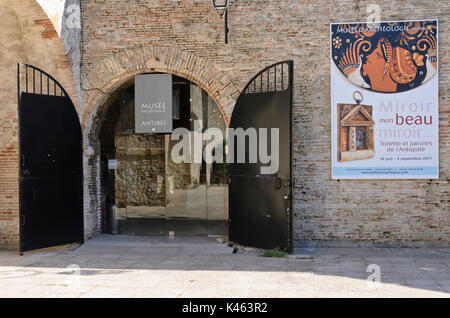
left=0, top=234, right=449, bottom=295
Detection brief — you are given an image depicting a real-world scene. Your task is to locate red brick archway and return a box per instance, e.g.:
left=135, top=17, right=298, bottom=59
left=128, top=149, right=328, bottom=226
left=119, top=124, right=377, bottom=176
left=82, top=46, right=238, bottom=130
left=80, top=45, right=239, bottom=239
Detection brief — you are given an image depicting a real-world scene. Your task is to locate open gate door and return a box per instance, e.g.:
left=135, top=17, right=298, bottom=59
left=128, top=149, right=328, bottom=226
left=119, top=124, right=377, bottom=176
left=228, top=61, right=293, bottom=252
left=18, top=63, right=83, bottom=252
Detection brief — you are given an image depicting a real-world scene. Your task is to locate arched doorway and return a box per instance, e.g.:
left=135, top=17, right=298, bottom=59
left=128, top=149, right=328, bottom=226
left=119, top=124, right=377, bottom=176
left=81, top=47, right=293, bottom=251
left=98, top=73, right=228, bottom=237
left=80, top=46, right=237, bottom=240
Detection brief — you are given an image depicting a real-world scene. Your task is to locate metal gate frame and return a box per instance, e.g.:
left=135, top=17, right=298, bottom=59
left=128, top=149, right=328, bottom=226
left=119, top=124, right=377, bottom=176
left=17, top=63, right=84, bottom=253
left=229, top=60, right=294, bottom=252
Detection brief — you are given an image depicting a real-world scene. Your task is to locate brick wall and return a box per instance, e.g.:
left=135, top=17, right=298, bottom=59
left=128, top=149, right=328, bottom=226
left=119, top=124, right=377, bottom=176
left=0, top=0, right=79, bottom=249
left=80, top=0, right=449, bottom=244
left=1, top=0, right=448, bottom=249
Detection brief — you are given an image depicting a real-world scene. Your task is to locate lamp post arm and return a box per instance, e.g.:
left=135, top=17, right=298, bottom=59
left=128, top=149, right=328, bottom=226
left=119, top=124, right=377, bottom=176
left=225, top=9, right=229, bottom=44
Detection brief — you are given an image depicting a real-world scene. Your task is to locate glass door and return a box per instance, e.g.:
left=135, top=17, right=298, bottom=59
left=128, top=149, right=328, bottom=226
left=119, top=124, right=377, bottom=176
left=112, top=76, right=227, bottom=237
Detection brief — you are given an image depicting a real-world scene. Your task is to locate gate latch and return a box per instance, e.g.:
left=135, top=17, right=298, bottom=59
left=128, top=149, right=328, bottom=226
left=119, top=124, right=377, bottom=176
left=274, top=178, right=281, bottom=189
left=283, top=179, right=292, bottom=200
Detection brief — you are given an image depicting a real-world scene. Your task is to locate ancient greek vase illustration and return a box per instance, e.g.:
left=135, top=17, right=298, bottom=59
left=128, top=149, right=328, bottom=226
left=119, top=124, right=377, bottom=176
left=332, top=21, right=437, bottom=93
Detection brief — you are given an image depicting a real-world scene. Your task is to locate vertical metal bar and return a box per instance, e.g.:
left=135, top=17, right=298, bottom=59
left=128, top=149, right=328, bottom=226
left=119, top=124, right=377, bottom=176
left=25, top=65, right=28, bottom=93
left=17, top=63, right=20, bottom=107
left=288, top=60, right=294, bottom=254
left=267, top=69, right=269, bottom=92
left=274, top=65, right=277, bottom=91
left=33, top=68, right=35, bottom=93
left=40, top=72, right=42, bottom=94
left=260, top=74, right=263, bottom=93
left=17, top=63, right=23, bottom=254
left=281, top=63, right=284, bottom=91
left=204, top=90, right=208, bottom=133
left=54, top=81, right=56, bottom=96
left=47, top=75, right=49, bottom=95
left=253, top=79, right=256, bottom=93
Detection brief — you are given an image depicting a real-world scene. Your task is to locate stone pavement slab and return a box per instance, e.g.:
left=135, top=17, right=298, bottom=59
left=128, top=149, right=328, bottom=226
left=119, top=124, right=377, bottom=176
left=0, top=234, right=448, bottom=298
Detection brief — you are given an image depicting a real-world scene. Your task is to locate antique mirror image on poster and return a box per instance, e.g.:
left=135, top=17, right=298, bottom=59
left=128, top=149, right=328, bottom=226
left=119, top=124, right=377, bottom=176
left=330, top=20, right=439, bottom=179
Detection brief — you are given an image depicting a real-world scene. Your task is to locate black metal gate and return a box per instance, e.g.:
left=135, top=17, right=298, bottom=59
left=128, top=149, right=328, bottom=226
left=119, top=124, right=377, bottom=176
left=18, top=63, right=83, bottom=252
left=228, top=61, right=293, bottom=252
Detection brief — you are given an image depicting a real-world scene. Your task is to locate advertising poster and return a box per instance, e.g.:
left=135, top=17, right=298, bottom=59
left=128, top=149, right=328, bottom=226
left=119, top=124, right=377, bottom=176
left=330, top=20, right=439, bottom=179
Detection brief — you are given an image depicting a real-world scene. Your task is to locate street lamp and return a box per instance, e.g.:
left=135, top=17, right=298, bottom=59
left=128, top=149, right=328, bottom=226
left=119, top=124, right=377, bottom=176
left=212, top=0, right=230, bottom=44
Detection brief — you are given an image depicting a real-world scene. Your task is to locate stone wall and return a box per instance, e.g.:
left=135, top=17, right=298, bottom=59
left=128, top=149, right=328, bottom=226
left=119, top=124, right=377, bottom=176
left=36, top=0, right=82, bottom=110
left=80, top=0, right=449, bottom=244
left=115, top=133, right=166, bottom=207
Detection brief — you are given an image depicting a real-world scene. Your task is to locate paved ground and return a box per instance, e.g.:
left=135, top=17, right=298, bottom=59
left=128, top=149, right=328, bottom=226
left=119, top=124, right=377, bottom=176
left=0, top=235, right=449, bottom=298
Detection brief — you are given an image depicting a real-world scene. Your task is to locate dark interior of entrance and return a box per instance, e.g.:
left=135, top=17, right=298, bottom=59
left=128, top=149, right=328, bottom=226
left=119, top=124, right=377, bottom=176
left=99, top=75, right=228, bottom=237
